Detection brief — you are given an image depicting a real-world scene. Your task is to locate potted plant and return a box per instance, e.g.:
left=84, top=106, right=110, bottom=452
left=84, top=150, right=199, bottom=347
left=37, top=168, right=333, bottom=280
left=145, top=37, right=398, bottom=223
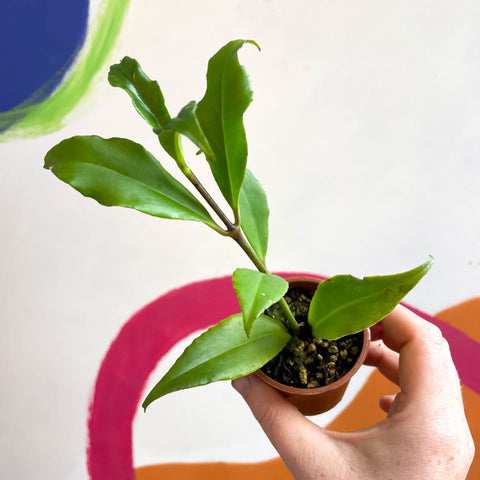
left=44, top=39, right=433, bottom=415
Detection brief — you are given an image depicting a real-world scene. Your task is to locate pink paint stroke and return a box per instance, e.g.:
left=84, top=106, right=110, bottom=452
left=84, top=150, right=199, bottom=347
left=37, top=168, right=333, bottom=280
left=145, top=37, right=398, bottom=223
left=86, top=273, right=480, bottom=479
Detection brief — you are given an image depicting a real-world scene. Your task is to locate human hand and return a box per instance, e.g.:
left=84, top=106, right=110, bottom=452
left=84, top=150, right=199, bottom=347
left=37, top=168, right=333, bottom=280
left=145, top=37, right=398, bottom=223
left=232, top=305, right=474, bottom=480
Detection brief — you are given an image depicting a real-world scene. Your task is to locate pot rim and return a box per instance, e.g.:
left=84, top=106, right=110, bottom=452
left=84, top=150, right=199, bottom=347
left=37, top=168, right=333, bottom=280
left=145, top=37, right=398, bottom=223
left=255, top=276, right=371, bottom=396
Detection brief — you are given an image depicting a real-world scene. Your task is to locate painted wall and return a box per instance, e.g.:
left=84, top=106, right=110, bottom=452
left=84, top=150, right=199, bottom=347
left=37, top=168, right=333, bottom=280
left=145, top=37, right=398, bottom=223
left=1, top=1, right=479, bottom=478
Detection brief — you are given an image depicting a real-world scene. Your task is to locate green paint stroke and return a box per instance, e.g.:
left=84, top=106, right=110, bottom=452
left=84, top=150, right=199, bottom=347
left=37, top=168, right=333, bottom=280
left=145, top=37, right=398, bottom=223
left=0, top=0, right=131, bottom=142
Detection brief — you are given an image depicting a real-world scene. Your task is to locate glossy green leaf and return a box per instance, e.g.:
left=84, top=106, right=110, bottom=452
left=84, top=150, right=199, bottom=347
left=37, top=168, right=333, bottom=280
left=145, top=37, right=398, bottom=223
left=308, top=256, right=434, bottom=340
left=108, top=56, right=170, bottom=130
left=142, top=313, right=290, bottom=409
left=159, top=101, right=215, bottom=161
left=233, top=269, right=289, bottom=336
left=196, top=39, right=259, bottom=210
left=44, top=135, right=216, bottom=226
left=239, top=170, right=269, bottom=262
left=108, top=57, right=184, bottom=165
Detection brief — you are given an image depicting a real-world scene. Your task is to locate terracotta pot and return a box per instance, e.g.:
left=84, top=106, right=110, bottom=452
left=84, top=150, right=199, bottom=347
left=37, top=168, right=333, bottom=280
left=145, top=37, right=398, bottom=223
left=255, top=277, right=370, bottom=416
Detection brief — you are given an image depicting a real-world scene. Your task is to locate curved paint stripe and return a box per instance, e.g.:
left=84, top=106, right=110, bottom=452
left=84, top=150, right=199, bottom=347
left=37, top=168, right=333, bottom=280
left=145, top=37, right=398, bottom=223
left=87, top=275, right=239, bottom=479
left=435, top=298, right=480, bottom=343
left=135, top=298, right=480, bottom=480
left=0, top=0, right=131, bottom=141
left=86, top=273, right=317, bottom=479
left=86, top=273, right=480, bottom=478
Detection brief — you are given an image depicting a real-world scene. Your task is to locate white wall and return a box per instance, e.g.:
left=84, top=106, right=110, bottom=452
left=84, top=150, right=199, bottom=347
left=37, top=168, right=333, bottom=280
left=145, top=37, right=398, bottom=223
left=1, top=1, right=479, bottom=478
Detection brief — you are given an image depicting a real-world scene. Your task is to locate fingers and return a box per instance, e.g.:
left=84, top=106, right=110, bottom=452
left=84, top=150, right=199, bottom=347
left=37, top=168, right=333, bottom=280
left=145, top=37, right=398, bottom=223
left=365, top=340, right=400, bottom=386
left=378, top=394, right=396, bottom=413
left=380, top=305, right=459, bottom=407
left=379, top=304, right=438, bottom=353
left=378, top=307, right=474, bottom=474
left=369, top=323, right=384, bottom=342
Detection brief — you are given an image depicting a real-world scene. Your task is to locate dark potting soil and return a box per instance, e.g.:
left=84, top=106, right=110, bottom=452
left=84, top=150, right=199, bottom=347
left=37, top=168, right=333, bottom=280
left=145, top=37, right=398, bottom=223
left=261, top=287, right=364, bottom=389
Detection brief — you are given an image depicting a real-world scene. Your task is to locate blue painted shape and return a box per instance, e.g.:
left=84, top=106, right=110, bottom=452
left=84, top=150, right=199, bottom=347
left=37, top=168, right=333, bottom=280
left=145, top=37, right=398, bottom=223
left=0, top=0, right=89, bottom=112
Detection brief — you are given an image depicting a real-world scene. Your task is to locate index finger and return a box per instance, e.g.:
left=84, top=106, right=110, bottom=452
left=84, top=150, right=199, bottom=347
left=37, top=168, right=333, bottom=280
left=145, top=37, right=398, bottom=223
left=380, top=305, right=461, bottom=406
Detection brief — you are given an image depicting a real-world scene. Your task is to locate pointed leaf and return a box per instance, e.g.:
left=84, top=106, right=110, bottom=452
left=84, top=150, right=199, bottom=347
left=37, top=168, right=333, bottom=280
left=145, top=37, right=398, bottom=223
left=159, top=101, right=215, bottom=160
left=233, top=268, right=289, bottom=336
left=108, top=57, right=184, bottom=165
left=142, top=313, right=290, bottom=409
left=239, top=169, right=269, bottom=262
left=308, top=256, right=434, bottom=340
left=196, top=39, right=260, bottom=210
left=44, top=135, right=216, bottom=226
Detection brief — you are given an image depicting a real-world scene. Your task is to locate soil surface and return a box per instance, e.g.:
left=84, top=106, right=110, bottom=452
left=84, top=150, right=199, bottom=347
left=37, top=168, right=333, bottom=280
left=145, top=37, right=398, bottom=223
left=261, top=287, right=364, bottom=389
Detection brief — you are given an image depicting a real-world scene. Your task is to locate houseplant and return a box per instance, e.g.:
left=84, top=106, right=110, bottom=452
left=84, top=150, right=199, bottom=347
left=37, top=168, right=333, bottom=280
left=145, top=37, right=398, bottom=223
left=44, top=39, right=433, bottom=415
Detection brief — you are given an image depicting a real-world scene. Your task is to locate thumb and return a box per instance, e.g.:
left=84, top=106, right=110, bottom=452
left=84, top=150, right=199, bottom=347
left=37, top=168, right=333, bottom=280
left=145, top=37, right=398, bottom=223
left=232, top=374, right=343, bottom=477
left=232, top=373, right=312, bottom=437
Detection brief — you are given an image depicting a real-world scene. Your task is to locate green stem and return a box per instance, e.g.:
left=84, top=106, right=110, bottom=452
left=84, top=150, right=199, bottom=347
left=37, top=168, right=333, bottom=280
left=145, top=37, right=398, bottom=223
left=183, top=168, right=234, bottom=233
left=229, top=226, right=268, bottom=272
left=178, top=163, right=300, bottom=336
left=277, top=298, right=301, bottom=336
left=231, top=227, right=300, bottom=336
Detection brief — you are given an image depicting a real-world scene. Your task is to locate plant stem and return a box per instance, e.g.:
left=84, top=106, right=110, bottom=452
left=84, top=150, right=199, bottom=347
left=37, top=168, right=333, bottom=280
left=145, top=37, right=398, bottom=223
left=183, top=168, right=234, bottom=232
left=181, top=165, right=300, bottom=336
left=277, top=298, right=301, bottom=336
left=229, top=225, right=268, bottom=272
left=231, top=227, right=300, bottom=336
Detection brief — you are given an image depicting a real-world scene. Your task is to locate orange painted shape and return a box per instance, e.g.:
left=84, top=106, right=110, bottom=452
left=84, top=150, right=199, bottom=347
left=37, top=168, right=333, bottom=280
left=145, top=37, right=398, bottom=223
left=435, top=297, right=480, bottom=343
left=134, top=298, right=480, bottom=479
left=326, top=369, right=398, bottom=432
left=135, top=458, right=292, bottom=480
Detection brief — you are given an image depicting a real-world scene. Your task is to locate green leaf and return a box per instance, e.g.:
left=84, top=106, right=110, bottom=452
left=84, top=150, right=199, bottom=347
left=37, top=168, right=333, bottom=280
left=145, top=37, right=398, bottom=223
left=159, top=101, right=215, bottom=161
left=308, top=256, right=434, bottom=340
left=233, top=268, right=288, bottom=336
left=44, top=135, right=216, bottom=226
left=239, top=169, right=269, bottom=262
left=142, top=313, right=290, bottom=409
left=108, top=56, right=170, bottom=130
left=108, top=57, right=184, bottom=165
left=196, top=39, right=260, bottom=210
